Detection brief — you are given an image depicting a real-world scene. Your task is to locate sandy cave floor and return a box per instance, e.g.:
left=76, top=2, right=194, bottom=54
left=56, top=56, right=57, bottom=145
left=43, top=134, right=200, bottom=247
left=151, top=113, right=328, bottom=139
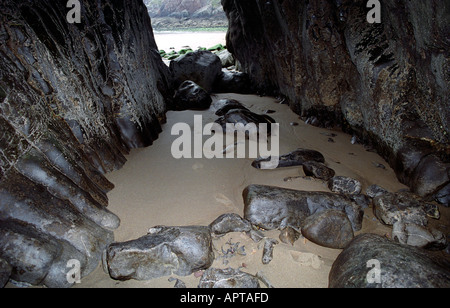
left=75, top=93, right=449, bottom=288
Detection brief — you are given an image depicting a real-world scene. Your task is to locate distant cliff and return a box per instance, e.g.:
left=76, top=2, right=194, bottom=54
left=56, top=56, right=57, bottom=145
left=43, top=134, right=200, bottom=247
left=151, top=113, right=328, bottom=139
left=144, top=0, right=227, bottom=30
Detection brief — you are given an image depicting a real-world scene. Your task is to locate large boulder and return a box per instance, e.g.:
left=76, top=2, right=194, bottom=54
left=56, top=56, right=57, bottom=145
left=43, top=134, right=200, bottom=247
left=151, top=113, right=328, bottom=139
left=104, top=226, right=214, bottom=281
left=243, top=185, right=364, bottom=232
left=329, top=234, right=450, bottom=288
left=170, top=50, right=222, bottom=92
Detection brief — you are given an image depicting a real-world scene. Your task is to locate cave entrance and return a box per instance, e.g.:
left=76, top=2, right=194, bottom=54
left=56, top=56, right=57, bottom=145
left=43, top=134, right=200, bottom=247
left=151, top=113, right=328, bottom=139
left=145, top=0, right=228, bottom=62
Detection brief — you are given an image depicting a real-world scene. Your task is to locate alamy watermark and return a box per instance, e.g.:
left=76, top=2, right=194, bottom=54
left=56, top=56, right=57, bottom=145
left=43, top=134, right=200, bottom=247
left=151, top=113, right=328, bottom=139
left=171, top=115, right=280, bottom=169
left=66, top=259, right=81, bottom=284
left=367, top=0, right=381, bottom=24
left=66, top=0, right=81, bottom=24
left=366, top=259, right=382, bottom=284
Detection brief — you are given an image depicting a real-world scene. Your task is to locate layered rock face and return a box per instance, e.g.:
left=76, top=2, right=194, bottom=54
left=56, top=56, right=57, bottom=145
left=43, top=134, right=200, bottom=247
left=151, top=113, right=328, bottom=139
left=0, top=0, right=170, bottom=287
left=222, top=0, right=450, bottom=204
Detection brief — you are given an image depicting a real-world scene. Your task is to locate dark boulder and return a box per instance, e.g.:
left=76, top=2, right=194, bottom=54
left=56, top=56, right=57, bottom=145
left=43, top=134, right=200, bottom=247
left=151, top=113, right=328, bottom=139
left=172, top=80, right=212, bottom=111
left=213, top=99, right=249, bottom=116
left=213, top=69, right=252, bottom=94
left=170, top=50, right=222, bottom=93
left=301, top=209, right=354, bottom=249
left=329, top=234, right=450, bottom=288
left=252, top=149, right=325, bottom=169
left=104, top=226, right=214, bottom=281
left=215, top=109, right=276, bottom=135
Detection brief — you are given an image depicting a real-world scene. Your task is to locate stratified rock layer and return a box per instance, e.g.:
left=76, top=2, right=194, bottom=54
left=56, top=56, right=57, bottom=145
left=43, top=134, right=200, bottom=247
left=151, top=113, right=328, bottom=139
left=222, top=0, right=450, bottom=203
left=0, top=0, right=171, bottom=287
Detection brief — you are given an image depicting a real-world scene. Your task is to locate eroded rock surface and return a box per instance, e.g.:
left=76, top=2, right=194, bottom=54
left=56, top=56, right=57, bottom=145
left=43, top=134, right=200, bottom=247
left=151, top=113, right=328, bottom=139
left=243, top=185, right=364, bottom=232
left=104, top=226, right=214, bottom=281
left=222, top=0, right=450, bottom=203
left=0, top=0, right=170, bottom=287
left=329, top=234, right=450, bottom=288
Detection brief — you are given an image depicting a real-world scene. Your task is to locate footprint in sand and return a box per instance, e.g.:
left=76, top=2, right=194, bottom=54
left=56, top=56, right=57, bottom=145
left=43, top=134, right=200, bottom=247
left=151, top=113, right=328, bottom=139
left=214, top=193, right=237, bottom=211
left=290, top=251, right=323, bottom=270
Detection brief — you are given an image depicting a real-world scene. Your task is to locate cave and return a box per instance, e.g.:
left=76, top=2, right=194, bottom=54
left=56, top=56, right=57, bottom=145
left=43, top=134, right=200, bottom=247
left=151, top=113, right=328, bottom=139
left=0, top=0, right=449, bottom=290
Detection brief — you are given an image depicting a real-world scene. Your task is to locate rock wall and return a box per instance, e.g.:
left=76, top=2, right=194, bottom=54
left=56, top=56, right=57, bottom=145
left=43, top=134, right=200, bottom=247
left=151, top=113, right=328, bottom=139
left=222, top=0, right=450, bottom=204
left=0, top=0, right=170, bottom=287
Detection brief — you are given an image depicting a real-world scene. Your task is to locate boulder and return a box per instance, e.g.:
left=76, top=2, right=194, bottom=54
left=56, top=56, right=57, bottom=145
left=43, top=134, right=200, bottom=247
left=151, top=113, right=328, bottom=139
left=373, top=192, right=428, bottom=226
left=301, top=209, right=354, bottom=249
left=213, top=99, right=249, bottom=116
left=243, top=185, right=364, bottom=232
left=104, top=226, right=214, bottom=281
left=198, top=268, right=261, bottom=288
left=216, top=49, right=235, bottom=67
left=329, top=234, right=450, bottom=288
left=209, top=213, right=252, bottom=235
left=172, top=80, right=212, bottom=111
left=328, top=176, right=362, bottom=195
left=213, top=69, right=252, bottom=94
left=392, top=220, right=447, bottom=250
left=215, top=109, right=276, bottom=136
left=170, top=50, right=222, bottom=92
left=252, top=149, right=325, bottom=169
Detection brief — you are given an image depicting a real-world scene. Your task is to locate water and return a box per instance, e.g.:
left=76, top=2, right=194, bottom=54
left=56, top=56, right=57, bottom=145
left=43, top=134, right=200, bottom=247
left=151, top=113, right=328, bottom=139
left=154, top=31, right=227, bottom=52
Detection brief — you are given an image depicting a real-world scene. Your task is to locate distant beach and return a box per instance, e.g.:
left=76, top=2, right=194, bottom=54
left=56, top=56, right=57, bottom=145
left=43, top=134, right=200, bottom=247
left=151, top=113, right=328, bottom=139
left=154, top=30, right=227, bottom=52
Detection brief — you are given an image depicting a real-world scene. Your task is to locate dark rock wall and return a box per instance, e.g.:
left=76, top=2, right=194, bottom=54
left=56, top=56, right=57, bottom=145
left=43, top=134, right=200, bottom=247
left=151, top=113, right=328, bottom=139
left=222, top=0, right=449, bottom=203
left=0, top=0, right=170, bottom=287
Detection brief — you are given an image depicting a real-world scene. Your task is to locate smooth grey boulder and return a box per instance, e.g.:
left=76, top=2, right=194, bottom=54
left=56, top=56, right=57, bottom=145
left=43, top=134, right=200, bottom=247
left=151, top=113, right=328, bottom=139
left=198, top=268, right=260, bottom=288
left=172, top=80, right=212, bottom=111
left=215, top=109, right=276, bottom=135
left=209, top=213, right=252, bottom=235
left=252, top=149, right=325, bottom=169
left=170, top=50, right=222, bottom=92
left=104, top=226, right=214, bottom=281
left=243, top=185, right=364, bottom=232
left=373, top=192, right=428, bottom=226
left=329, top=234, right=450, bottom=288
left=328, top=176, right=362, bottom=195
left=301, top=209, right=354, bottom=249
left=213, top=99, right=249, bottom=116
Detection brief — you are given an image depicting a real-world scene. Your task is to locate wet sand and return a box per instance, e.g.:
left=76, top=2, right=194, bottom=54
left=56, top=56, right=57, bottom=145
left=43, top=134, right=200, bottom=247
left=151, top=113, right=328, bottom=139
left=77, top=93, right=412, bottom=288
